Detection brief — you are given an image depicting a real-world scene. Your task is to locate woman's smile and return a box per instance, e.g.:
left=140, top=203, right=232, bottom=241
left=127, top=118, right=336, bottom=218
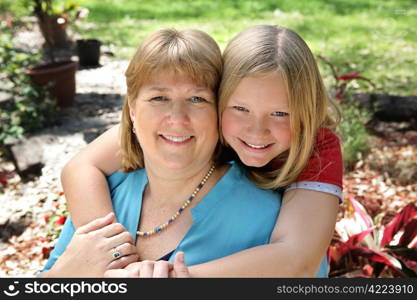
left=160, top=134, right=194, bottom=145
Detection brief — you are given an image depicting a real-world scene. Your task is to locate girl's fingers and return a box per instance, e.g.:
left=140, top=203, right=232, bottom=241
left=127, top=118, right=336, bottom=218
left=104, top=269, right=134, bottom=278
left=76, top=212, right=114, bottom=234
left=152, top=261, right=173, bottom=278
left=125, top=262, right=142, bottom=274
left=139, top=261, right=155, bottom=278
left=173, top=252, right=190, bottom=278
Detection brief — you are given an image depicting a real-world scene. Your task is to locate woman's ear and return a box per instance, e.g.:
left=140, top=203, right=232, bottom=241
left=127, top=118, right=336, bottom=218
left=128, top=100, right=135, bottom=122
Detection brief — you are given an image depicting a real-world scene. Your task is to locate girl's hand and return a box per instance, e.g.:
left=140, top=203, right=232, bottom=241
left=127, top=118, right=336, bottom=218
left=50, top=213, right=139, bottom=277
left=104, top=252, right=190, bottom=278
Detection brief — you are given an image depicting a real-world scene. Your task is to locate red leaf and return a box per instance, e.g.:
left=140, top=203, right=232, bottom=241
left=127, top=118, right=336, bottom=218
left=55, top=215, right=67, bottom=225
left=349, top=246, right=401, bottom=269
left=381, top=203, right=417, bottom=247
left=337, top=72, right=366, bottom=81
left=42, top=247, right=52, bottom=259
left=346, top=227, right=374, bottom=247
left=386, top=246, right=417, bottom=262
left=43, top=214, right=50, bottom=223
left=398, top=218, right=417, bottom=247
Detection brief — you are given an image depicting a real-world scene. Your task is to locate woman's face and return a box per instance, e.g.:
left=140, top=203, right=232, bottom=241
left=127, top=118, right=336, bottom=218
left=130, top=71, right=218, bottom=172
left=221, top=73, right=291, bottom=167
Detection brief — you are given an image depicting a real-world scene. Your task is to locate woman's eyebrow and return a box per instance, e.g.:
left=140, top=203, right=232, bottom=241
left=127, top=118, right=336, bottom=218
left=146, top=86, right=170, bottom=92
left=145, top=86, right=211, bottom=93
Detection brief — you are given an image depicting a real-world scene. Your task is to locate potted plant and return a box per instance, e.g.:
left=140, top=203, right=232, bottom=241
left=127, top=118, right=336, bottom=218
left=25, top=0, right=88, bottom=107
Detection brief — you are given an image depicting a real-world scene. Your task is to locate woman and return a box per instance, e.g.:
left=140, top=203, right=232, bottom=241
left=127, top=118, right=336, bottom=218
left=40, top=28, right=287, bottom=277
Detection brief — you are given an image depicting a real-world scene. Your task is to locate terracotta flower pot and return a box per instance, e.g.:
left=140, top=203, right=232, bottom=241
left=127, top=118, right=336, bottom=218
left=26, top=61, right=78, bottom=107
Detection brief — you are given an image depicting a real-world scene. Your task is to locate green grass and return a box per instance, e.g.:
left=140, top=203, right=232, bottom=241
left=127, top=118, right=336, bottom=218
left=69, top=0, right=417, bottom=96
left=4, top=0, right=417, bottom=95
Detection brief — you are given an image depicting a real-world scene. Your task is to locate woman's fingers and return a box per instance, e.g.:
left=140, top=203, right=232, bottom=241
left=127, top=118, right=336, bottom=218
left=97, top=222, right=130, bottom=239
left=107, top=243, right=139, bottom=269
left=173, top=252, right=190, bottom=278
left=106, top=229, right=134, bottom=247
left=76, top=212, right=114, bottom=234
left=153, top=261, right=173, bottom=278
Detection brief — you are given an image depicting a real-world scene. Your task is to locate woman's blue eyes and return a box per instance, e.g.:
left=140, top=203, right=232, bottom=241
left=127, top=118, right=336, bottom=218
left=149, top=96, right=207, bottom=103
left=189, top=96, right=207, bottom=103
left=150, top=96, right=168, bottom=102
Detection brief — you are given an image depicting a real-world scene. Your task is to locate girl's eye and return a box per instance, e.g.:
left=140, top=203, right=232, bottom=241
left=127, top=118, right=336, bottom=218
left=150, top=96, right=168, bottom=102
left=189, top=96, right=207, bottom=103
left=232, top=106, right=249, bottom=112
left=271, top=111, right=289, bottom=117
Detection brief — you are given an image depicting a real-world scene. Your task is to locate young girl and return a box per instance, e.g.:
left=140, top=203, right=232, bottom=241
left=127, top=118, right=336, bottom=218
left=61, top=25, right=342, bottom=277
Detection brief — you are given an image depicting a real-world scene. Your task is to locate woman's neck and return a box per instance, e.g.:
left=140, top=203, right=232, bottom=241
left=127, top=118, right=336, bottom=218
left=144, top=161, right=217, bottom=207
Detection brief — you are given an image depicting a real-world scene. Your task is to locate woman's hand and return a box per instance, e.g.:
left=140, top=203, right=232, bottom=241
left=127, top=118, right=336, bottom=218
left=49, top=213, right=139, bottom=277
left=104, top=252, right=190, bottom=278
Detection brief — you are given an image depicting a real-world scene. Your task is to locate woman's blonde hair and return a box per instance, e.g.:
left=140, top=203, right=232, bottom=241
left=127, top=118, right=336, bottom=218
left=120, top=28, right=222, bottom=172
left=219, top=25, right=340, bottom=189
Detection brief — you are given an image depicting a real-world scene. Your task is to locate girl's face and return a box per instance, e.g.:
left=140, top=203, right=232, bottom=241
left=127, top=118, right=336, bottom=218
left=221, top=73, right=291, bottom=167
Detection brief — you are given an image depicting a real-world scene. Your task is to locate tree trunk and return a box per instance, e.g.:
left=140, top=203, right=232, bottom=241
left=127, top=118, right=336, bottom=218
left=37, top=14, right=70, bottom=50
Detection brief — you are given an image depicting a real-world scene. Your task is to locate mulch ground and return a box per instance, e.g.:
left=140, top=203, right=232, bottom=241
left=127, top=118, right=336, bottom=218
left=0, top=118, right=416, bottom=276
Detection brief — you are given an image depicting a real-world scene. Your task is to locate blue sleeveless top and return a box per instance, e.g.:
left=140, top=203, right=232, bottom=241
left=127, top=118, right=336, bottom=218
left=41, top=162, right=328, bottom=277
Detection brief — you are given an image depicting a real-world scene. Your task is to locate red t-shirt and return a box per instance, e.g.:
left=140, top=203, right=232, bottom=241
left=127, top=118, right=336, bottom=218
left=272, top=128, right=343, bottom=189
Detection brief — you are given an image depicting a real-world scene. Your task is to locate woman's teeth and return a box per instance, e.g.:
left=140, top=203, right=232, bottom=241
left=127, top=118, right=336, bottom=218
left=162, top=135, right=192, bottom=142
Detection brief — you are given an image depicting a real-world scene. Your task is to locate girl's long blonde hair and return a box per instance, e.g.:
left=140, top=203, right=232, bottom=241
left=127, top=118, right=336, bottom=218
left=219, top=25, right=340, bottom=189
left=120, top=28, right=222, bottom=172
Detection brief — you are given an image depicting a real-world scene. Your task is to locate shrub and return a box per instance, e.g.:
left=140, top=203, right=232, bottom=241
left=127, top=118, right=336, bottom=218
left=338, top=102, right=371, bottom=170
left=0, top=23, right=58, bottom=146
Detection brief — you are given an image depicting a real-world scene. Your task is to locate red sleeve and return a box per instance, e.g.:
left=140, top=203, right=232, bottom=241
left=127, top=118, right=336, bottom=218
left=295, top=128, right=343, bottom=188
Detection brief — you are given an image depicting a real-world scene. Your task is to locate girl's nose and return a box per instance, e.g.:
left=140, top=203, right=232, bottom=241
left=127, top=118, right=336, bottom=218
left=247, top=116, right=270, bottom=136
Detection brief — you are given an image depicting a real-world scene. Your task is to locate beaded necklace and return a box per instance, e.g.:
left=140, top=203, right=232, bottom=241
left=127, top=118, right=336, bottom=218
left=137, top=164, right=216, bottom=237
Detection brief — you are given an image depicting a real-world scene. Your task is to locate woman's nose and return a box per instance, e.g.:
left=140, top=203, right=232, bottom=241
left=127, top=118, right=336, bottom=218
left=168, top=101, right=190, bottom=124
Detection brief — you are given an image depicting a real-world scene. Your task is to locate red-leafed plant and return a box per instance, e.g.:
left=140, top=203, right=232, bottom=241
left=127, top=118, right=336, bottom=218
left=42, top=191, right=68, bottom=258
left=328, top=197, right=417, bottom=277
left=317, top=55, right=376, bottom=101
left=0, top=168, right=15, bottom=189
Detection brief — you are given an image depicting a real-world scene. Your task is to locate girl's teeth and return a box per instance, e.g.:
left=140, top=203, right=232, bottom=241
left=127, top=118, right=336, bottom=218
left=246, top=142, right=267, bottom=149
left=163, top=135, right=191, bottom=142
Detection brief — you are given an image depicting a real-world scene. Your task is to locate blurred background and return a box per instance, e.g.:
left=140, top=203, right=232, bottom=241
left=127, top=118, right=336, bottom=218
left=0, top=0, right=416, bottom=277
